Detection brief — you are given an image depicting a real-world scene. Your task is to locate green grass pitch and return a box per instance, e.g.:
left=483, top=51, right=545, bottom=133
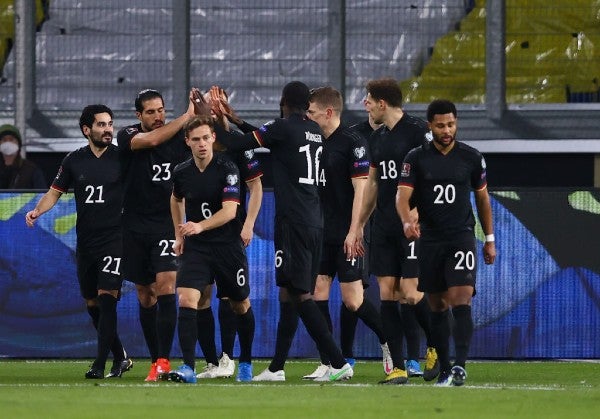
left=0, top=359, right=598, bottom=418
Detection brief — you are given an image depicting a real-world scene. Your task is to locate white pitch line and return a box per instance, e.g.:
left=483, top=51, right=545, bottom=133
left=0, top=382, right=565, bottom=391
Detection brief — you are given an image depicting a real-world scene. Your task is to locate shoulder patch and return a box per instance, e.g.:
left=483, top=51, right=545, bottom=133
left=244, top=149, right=255, bottom=159
left=126, top=127, right=138, bottom=135
left=353, top=146, right=366, bottom=159
left=401, top=162, right=411, bottom=177
left=226, top=173, right=239, bottom=185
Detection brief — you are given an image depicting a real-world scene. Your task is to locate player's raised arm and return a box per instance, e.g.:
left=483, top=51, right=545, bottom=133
left=129, top=89, right=196, bottom=150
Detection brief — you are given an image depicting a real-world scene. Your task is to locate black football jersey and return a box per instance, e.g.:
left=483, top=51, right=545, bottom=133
left=172, top=153, right=242, bottom=244
left=321, top=125, right=369, bottom=244
left=400, top=140, right=488, bottom=239
left=51, top=144, right=122, bottom=249
left=367, top=113, right=428, bottom=231
left=216, top=113, right=324, bottom=228
left=117, top=123, right=190, bottom=232
left=349, top=120, right=375, bottom=143
left=226, top=148, right=262, bottom=222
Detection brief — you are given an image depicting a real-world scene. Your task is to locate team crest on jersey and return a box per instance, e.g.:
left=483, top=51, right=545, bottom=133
left=226, top=173, right=239, bottom=185
left=401, top=163, right=411, bottom=177
left=126, top=127, right=138, bottom=135
left=481, top=157, right=487, bottom=169
left=244, top=150, right=255, bottom=159
left=353, top=146, right=366, bottom=159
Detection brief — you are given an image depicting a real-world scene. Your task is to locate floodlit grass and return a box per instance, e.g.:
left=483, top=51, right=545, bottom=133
left=0, top=360, right=598, bottom=418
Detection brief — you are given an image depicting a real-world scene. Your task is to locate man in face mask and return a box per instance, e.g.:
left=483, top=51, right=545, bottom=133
left=0, top=124, right=46, bottom=189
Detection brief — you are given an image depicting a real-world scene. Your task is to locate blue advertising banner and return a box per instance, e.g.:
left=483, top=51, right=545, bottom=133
left=1, top=189, right=599, bottom=359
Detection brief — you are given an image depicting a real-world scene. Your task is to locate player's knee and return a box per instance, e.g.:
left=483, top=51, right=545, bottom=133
left=341, top=292, right=363, bottom=312
left=197, top=297, right=211, bottom=310
left=177, top=293, right=197, bottom=309
left=379, top=287, right=396, bottom=301
left=405, top=295, right=420, bottom=305
left=136, top=286, right=156, bottom=307
left=343, top=300, right=361, bottom=312
left=230, top=299, right=250, bottom=315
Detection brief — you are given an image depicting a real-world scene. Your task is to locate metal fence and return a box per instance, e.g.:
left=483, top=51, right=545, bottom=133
left=0, top=0, right=599, bottom=143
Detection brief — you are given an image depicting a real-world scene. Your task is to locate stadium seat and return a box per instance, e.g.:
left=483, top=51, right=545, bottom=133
left=402, top=0, right=600, bottom=104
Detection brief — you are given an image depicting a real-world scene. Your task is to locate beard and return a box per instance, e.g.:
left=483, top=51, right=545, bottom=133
left=90, top=136, right=111, bottom=149
left=433, top=134, right=455, bottom=148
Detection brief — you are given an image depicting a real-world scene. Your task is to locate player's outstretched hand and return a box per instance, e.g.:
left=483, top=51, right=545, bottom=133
left=215, top=88, right=244, bottom=126
left=190, top=88, right=211, bottom=116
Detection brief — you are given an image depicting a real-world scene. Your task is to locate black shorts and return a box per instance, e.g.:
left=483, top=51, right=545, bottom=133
left=319, top=243, right=365, bottom=283
left=176, top=240, right=250, bottom=302
left=418, top=231, right=477, bottom=294
left=122, top=228, right=177, bottom=285
left=369, top=222, right=419, bottom=278
left=274, top=221, right=322, bottom=294
left=76, top=240, right=123, bottom=300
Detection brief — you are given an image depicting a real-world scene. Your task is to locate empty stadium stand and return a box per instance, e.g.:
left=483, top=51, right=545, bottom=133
left=402, top=0, right=600, bottom=103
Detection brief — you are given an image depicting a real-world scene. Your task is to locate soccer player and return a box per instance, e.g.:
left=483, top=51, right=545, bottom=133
left=25, top=105, right=132, bottom=379
left=347, top=78, right=437, bottom=385
left=168, top=115, right=255, bottom=383
left=194, top=88, right=263, bottom=379
left=302, top=86, right=391, bottom=379
left=332, top=114, right=381, bottom=364
left=117, top=89, right=195, bottom=381
left=351, top=112, right=434, bottom=379
left=192, top=81, right=353, bottom=382
left=396, top=99, right=496, bottom=386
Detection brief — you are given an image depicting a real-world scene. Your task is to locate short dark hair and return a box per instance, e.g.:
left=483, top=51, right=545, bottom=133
left=184, top=115, right=214, bottom=136
left=426, top=99, right=457, bottom=122
left=281, top=81, right=310, bottom=111
left=79, top=104, right=113, bottom=137
left=135, top=89, right=164, bottom=113
left=365, top=78, right=403, bottom=107
left=308, top=86, right=343, bottom=113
